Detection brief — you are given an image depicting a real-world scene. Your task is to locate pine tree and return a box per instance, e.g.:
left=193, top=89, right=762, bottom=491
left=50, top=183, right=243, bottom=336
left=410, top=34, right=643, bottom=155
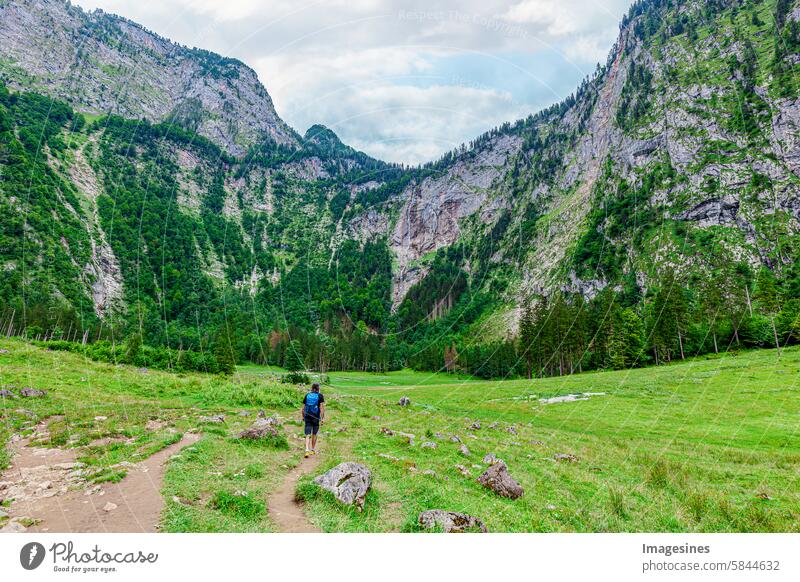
left=284, top=339, right=305, bottom=372
left=214, top=323, right=236, bottom=375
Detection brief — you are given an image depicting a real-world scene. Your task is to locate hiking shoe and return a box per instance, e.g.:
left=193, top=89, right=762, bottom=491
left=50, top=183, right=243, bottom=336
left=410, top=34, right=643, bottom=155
left=310, top=450, right=316, bottom=456
left=304, top=451, right=310, bottom=458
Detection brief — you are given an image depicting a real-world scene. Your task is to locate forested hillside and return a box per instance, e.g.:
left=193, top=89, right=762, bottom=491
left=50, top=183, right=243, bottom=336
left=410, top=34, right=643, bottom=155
left=1, top=0, right=800, bottom=378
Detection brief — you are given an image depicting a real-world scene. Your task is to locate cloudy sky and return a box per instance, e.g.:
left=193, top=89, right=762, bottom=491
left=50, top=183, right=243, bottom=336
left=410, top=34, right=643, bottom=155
left=73, top=0, right=634, bottom=164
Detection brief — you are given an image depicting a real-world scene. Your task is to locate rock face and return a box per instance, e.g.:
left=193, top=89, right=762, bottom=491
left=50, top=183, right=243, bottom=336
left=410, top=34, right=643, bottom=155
left=314, top=462, right=372, bottom=510
left=477, top=461, right=524, bottom=499
left=0, top=0, right=296, bottom=156
left=418, top=510, right=488, bottom=533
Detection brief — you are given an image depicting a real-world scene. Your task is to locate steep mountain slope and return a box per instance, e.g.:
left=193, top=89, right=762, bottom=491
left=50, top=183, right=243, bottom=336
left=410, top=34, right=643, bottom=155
left=2, top=0, right=800, bottom=376
left=0, top=0, right=297, bottom=155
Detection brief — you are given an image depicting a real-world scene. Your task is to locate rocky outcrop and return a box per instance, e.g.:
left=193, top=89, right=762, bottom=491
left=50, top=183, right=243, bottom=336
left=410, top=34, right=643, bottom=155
left=313, top=462, right=372, bottom=510
left=679, top=195, right=739, bottom=225
left=418, top=510, right=487, bottom=533
left=476, top=461, right=524, bottom=499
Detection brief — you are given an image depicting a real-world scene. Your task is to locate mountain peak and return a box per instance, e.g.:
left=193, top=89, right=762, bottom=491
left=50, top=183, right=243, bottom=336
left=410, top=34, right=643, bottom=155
left=0, top=0, right=298, bottom=156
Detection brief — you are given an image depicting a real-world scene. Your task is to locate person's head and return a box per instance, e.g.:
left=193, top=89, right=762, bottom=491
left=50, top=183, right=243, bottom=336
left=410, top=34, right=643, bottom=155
left=311, top=382, right=320, bottom=393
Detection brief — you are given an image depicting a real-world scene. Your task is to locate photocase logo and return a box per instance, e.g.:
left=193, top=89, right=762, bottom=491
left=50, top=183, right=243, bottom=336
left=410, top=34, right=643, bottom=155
left=20, top=542, right=46, bottom=570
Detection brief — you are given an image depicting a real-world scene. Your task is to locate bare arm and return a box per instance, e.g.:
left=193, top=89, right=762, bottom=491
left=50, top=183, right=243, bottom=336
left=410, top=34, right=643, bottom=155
left=320, top=403, right=326, bottom=423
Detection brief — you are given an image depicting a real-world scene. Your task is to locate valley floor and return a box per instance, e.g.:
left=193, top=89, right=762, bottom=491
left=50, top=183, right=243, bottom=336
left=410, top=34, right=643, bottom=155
left=0, top=339, right=798, bottom=533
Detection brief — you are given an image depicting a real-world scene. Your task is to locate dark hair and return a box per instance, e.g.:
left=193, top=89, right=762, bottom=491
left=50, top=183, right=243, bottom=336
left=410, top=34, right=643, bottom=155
left=311, top=382, right=320, bottom=392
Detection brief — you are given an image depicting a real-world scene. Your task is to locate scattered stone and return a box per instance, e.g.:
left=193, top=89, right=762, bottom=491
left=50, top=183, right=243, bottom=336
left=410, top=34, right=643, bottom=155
left=14, top=409, right=36, bottom=418
left=94, top=416, right=107, bottom=421
left=380, top=427, right=395, bottom=436
left=554, top=453, right=579, bottom=463
left=482, top=453, right=501, bottom=465
left=510, top=441, right=521, bottom=447
left=371, top=416, right=381, bottom=421
left=0, top=349, right=10, bottom=354
left=20, top=387, right=47, bottom=398
left=137, top=367, right=149, bottom=374
left=257, top=410, right=267, bottom=418
left=103, top=502, right=118, bottom=512
left=449, top=435, right=462, bottom=443
left=489, top=422, right=499, bottom=429
left=422, top=470, right=437, bottom=477
left=455, top=464, right=471, bottom=477
left=378, top=453, right=401, bottom=462
left=396, top=431, right=415, bottom=446
left=546, top=504, right=557, bottom=511
left=239, top=411, right=252, bottom=417
left=0, top=389, right=17, bottom=399
left=418, top=510, right=488, bottom=533
left=421, top=441, right=437, bottom=449
left=434, top=432, right=444, bottom=439
left=459, top=444, right=471, bottom=457
left=199, top=414, right=225, bottom=424
left=477, top=461, right=524, bottom=499
left=506, top=426, right=518, bottom=435
left=398, top=396, right=411, bottom=407
left=314, top=462, right=372, bottom=510
left=0, top=509, right=8, bottom=518
left=529, top=440, right=545, bottom=446
left=756, top=492, right=773, bottom=500
left=467, top=422, right=481, bottom=431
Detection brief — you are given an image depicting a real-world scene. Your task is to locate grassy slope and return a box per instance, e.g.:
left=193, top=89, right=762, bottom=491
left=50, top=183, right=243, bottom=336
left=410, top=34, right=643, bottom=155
left=1, top=338, right=798, bottom=532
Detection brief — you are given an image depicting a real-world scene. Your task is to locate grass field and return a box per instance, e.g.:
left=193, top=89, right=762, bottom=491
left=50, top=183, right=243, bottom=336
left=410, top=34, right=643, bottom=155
left=1, top=338, right=798, bottom=532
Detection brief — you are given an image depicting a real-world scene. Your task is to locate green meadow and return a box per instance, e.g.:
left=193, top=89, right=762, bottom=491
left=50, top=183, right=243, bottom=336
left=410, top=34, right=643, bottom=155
left=1, top=338, right=798, bottom=532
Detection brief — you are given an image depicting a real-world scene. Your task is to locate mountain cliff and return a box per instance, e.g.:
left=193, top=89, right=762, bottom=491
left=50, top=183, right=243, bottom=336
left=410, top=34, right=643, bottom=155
left=0, top=0, right=297, bottom=155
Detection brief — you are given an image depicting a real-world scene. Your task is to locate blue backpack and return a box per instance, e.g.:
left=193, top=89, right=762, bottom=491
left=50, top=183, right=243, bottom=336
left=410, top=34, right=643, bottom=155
left=305, top=392, right=321, bottom=418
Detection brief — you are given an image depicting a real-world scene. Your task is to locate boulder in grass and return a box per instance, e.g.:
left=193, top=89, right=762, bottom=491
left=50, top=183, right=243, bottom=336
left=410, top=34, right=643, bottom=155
left=398, top=396, right=411, bottom=407
left=449, top=435, right=462, bottom=443
left=0, top=349, right=10, bottom=355
left=418, top=510, right=488, bottom=533
left=314, top=462, right=372, bottom=510
left=459, top=444, right=471, bottom=457
left=19, top=387, right=46, bottom=398
left=0, top=389, right=17, bottom=399
left=199, top=414, right=225, bottom=424
left=421, top=441, right=437, bottom=449
left=506, top=425, right=518, bottom=435
left=477, top=461, right=524, bottom=499
left=467, top=422, right=481, bottom=431
left=237, top=420, right=280, bottom=440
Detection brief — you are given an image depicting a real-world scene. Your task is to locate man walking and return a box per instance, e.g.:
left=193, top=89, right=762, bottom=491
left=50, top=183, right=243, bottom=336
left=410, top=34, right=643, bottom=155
left=301, top=382, right=325, bottom=458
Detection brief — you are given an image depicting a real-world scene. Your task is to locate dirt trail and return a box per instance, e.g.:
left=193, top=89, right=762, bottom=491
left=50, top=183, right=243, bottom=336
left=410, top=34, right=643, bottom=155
left=267, top=446, right=322, bottom=533
left=1, top=432, right=200, bottom=533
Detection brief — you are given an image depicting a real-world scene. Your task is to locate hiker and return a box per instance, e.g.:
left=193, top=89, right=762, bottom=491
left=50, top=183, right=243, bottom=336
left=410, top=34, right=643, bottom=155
left=301, top=382, right=325, bottom=458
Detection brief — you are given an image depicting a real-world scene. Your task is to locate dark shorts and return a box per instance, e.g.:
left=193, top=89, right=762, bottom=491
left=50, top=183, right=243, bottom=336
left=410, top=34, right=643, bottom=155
left=304, top=417, right=320, bottom=435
